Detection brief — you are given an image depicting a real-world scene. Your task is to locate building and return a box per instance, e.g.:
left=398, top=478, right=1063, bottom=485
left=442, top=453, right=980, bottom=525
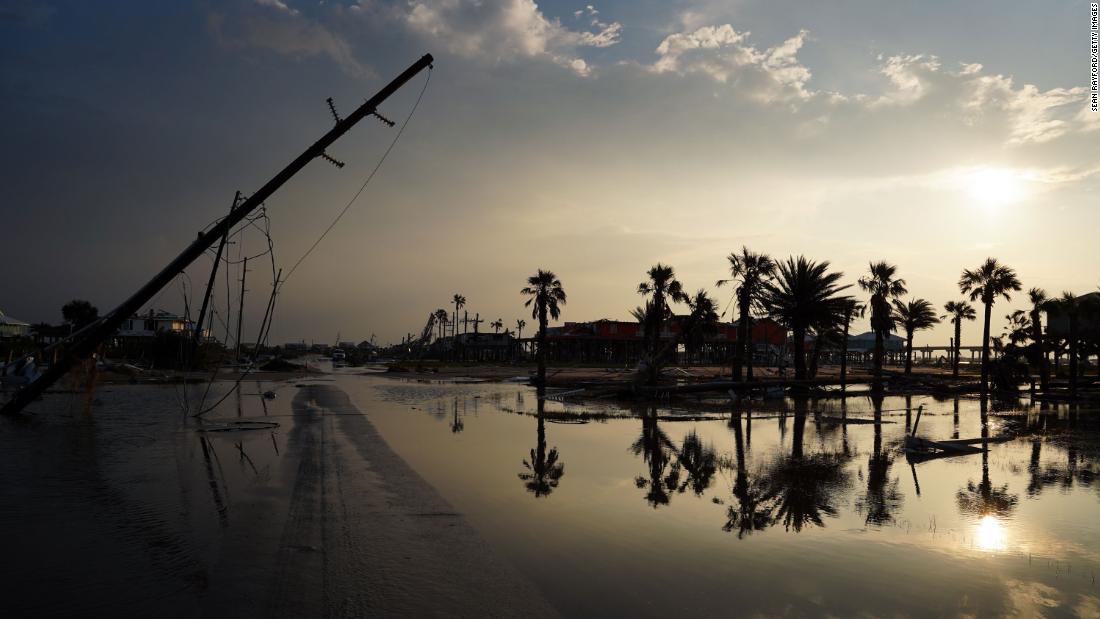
left=117, top=309, right=196, bottom=338
left=845, top=331, right=906, bottom=353
left=532, top=317, right=787, bottom=364
left=1046, top=292, right=1100, bottom=337
left=0, top=310, right=31, bottom=338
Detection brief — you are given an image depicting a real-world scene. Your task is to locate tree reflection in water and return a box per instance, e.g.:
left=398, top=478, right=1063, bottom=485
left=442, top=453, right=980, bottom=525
left=724, top=409, right=773, bottom=537
left=519, top=394, right=565, bottom=497
left=856, top=393, right=903, bottom=525
left=630, top=406, right=680, bottom=507
left=677, top=430, right=717, bottom=496
left=763, top=400, right=851, bottom=532
left=956, top=401, right=1018, bottom=519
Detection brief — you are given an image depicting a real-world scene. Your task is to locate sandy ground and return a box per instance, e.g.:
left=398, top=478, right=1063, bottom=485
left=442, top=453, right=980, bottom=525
left=202, top=383, right=560, bottom=618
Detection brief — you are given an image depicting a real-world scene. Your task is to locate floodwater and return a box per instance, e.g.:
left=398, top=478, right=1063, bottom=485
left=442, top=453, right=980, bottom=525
left=2, top=373, right=1099, bottom=617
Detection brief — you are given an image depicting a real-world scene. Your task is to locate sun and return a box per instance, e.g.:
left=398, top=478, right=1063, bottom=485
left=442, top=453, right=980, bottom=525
left=965, top=167, right=1027, bottom=206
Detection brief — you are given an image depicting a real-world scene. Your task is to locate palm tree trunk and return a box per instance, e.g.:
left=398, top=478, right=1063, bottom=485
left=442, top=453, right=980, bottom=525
left=980, top=301, right=992, bottom=393
left=904, top=330, right=914, bottom=374
left=537, top=304, right=548, bottom=386
left=953, top=318, right=961, bottom=378
left=734, top=297, right=748, bottom=381
left=1033, top=312, right=1049, bottom=390
left=873, top=330, right=884, bottom=389
left=1069, top=317, right=1078, bottom=398
left=840, top=317, right=850, bottom=391
left=793, top=326, right=807, bottom=380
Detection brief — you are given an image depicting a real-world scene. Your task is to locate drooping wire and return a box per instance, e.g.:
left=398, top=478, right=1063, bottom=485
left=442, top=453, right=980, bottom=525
left=279, top=66, right=432, bottom=290
left=190, top=67, right=432, bottom=418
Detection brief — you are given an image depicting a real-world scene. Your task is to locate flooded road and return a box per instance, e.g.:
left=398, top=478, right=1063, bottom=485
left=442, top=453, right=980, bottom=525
left=2, top=375, right=1099, bottom=617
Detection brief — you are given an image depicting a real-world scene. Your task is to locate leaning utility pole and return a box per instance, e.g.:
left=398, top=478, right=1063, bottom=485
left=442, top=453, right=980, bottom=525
left=1, top=53, right=434, bottom=416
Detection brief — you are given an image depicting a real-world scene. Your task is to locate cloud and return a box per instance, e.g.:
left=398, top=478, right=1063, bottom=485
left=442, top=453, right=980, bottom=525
left=208, top=1, right=366, bottom=76
left=650, top=25, right=814, bottom=104
left=403, top=0, right=622, bottom=76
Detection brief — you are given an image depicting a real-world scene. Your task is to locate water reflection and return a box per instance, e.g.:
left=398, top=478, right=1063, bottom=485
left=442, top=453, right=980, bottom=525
left=857, top=394, right=902, bottom=526
left=518, top=394, right=565, bottom=497
left=975, top=515, right=1008, bottom=552
left=956, top=425, right=1019, bottom=520
left=763, top=402, right=851, bottom=532
left=630, top=406, right=680, bottom=507
left=724, top=410, right=772, bottom=537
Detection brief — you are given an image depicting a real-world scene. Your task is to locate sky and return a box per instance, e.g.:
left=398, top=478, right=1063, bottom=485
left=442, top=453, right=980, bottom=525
left=1, top=0, right=1098, bottom=347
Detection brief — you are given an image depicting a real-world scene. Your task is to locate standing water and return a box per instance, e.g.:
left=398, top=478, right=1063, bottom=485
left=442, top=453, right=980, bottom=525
left=2, top=375, right=1099, bottom=617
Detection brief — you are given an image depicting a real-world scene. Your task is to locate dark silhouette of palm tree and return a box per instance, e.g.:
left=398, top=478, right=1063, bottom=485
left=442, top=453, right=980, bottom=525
left=452, top=294, right=466, bottom=337
left=942, top=300, right=977, bottom=377
left=630, top=406, right=680, bottom=508
left=519, top=395, right=565, bottom=497
left=959, top=258, right=1021, bottom=394
left=490, top=318, right=504, bottom=333
left=637, top=263, right=688, bottom=365
left=858, top=262, right=907, bottom=390
left=433, top=308, right=449, bottom=339
left=1027, top=288, right=1051, bottom=390
left=760, top=256, right=850, bottom=381
left=515, top=319, right=526, bottom=340
left=1052, top=291, right=1083, bottom=396
left=892, top=298, right=940, bottom=374
left=716, top=248, right=775, bottom=381
left=724, top=410, right=773, bottom=537
left=680, top=289, right=720, bottom=364
left=837, top=299, right=865, bottom=390
left=521, top=270, right=567, bottom=387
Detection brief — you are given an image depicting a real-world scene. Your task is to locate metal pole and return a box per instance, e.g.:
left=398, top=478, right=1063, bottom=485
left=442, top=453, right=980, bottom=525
left=191, top=191, right=239, bottom=362
left=2, top=53, right=434, bottom=416
left=235, top=256, right=249, bottom=363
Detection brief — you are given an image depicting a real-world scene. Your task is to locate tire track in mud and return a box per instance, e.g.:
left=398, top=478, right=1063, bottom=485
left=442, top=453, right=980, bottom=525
left=271, top=383, right=558, bottom=618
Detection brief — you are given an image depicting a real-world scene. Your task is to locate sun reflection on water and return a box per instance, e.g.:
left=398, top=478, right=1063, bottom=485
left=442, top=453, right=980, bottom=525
left=975, top=515, right=1007, bottom=552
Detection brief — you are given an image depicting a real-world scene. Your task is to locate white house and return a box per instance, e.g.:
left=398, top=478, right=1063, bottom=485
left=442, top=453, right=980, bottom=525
left=0, top=310, right=31, bottom=338
left=117, top=309, right=195, bottom=338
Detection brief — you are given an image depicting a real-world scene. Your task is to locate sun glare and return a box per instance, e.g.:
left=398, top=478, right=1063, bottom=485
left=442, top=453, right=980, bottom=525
left=975, top=515, right=1007, bottom=552
left=965, top=168, right=1027, bottom=206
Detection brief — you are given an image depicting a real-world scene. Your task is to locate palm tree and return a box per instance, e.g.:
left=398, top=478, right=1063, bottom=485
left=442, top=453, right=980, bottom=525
left=942, top=301, right=977, bottom=377
left=451, top=294, right=466, bottom=337
left=521, top=270, right=567, bottom=386
left=1026, top=288, right=1050, bottom=390
left=858, top=262, right=907, bottom=389
left=680, top=289, right=720, bottom=364
left=959, top=258, right=1021, bottom=393
left=716, top=248, right=775, bottom=381
left=433, top=308, right=449, bottom=339
left=1053, top=292, right=1082, bottom=397
left=515, top=319, right=526, bottom=340
left=761, top=256, right=850, bottom=380
left=837, top=300, right=865, bottom=390
left=637, top=263, right=689, bottom=362
left=490, top=318, right=504, bottom=333
left=891, top=298, right=940, bottom=375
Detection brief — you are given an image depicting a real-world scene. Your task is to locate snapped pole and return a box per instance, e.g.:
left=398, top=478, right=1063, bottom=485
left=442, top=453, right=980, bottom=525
left=2, top=53, right=434, bottom=416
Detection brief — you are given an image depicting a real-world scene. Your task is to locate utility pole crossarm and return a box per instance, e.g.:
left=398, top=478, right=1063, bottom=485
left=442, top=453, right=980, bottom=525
left=1, top=53, right=433, bottom=417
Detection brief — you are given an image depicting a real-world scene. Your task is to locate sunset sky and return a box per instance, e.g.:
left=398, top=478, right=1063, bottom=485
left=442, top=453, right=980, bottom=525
left=2, top=0, right=1098, bottom=347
